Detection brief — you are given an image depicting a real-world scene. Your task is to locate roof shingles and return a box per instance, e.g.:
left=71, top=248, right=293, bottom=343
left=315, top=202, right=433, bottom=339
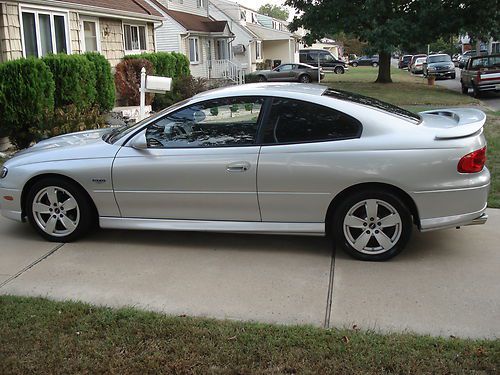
left=51, top=0, right=163, bottom=17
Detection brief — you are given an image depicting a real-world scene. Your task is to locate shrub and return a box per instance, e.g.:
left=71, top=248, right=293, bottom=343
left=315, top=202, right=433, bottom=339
left=244, top=74, right=260, bottom=83
left=173, top=75, right=208, bottom=101
left=42, top=54, right=97, bottom=110
left=0, top=58, right=54, bottom=149
left=114, top=58, right=154, bottom=106
left=124, top=52, right=190, bottom=78
left=210, top=107, right=219, bottom=116
left=41, top=105, right=105, bottom=139
left=83, top=52, right=115, bottom=111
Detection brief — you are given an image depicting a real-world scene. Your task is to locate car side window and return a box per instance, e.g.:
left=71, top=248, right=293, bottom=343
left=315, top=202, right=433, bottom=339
left=280, top=64, right=293, bottom=71
left=145, top=97, right=264, bottom=148
left=262, top=98, right=362, bottom=144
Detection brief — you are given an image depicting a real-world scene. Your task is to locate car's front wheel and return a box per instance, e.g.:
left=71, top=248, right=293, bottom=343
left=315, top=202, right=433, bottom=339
left=334, top=66, right=344, bottom=74
left=332, top=190, right=412, bottom=261
left=26, top=178, right=93, bottom=242
left=372, top=62, right=378, bottom=67
left=257, top=75, right=267, bottom=82
left=351, top=62, right=358, bottom=67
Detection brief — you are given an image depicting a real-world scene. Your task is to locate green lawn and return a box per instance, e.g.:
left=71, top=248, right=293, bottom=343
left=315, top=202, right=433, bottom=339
left=0, top=296, right=498, bottom=374
left=323, top=67, right=478, bottom=106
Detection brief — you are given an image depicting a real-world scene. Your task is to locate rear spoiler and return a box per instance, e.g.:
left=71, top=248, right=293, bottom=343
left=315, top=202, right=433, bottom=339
left=419, top=108, right=486, bottom=140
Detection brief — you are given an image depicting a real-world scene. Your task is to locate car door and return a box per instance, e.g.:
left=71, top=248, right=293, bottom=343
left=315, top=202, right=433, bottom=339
left=257, top=97, right=363, bottom=223
left=267, top=64, right=289, bottom=81
left=112, top=97, right=266, bottom=221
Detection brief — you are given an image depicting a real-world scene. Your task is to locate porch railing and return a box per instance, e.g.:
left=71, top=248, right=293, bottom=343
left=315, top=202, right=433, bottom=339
left=210, top=59, right=245, bottom=85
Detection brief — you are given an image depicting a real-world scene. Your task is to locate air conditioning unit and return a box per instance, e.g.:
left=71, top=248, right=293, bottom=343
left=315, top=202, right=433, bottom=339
left=232, top=44, right=246, bottom=54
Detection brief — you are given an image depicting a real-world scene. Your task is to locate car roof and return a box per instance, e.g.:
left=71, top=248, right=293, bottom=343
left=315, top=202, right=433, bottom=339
left=428, top=53, right=449, bottom=57
left=193, top=83, right=328, bottom=101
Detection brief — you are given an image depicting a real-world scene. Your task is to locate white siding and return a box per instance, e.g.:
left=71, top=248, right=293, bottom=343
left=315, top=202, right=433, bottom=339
left=155, top=18, right=183, bottom=52
left=157, top=0, right=208, bottom=17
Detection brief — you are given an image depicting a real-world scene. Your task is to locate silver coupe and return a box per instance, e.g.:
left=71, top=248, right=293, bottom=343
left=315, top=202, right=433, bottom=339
left=0, top=83, right=490, bottom=261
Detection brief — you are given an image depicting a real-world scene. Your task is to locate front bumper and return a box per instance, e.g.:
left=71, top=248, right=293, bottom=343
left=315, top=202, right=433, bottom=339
left=0, top=187, right=23, bottom=222
left=430, top=69, right=455, bottom=77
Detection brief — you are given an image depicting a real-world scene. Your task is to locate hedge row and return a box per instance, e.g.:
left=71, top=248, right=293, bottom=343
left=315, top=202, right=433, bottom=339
left=0, top=53, right=115, bottom=148
left=124, top=51, right=190, bottom=78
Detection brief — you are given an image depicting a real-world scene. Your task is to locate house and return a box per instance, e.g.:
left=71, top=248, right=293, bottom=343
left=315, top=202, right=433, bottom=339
left=0, top=0, right=162, bottom=66
left=210, top=0, right=301, bottom=72
left=145, top=0, right=239, bottom=82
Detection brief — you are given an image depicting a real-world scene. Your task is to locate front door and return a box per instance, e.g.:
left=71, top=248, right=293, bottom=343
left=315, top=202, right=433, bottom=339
left=112, top=97, right=266, bottom=221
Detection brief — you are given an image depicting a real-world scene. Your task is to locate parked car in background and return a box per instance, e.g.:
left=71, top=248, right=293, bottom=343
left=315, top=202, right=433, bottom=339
left=410, top=57, right=426, bottom=74
left=458, top=50, right=488, bottom=68
left=423, top=54, right=456, bottom=79
left=408, top=54, right=427, bottom=72
left=299, top=49, right=348, bottom=74
left=251, top=63, right=325, bottom=83
left=349, top=55, right=379, bottom=67
left=0, top=83, right=489, bottom=261
left=452, top=53, right=461, bottom=66
left=460, top=54, right=500, bottom=97
left=398, top=54, right=413, bottom=69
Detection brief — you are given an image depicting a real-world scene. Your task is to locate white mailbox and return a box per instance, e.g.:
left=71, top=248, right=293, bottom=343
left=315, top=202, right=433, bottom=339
left=146, top=75, right=172, bottom=93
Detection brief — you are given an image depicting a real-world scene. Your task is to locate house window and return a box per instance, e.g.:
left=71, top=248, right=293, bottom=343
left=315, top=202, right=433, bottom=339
left=197, top=0, right=204, bottom=8
left=124, top=24, right=147, bottom=52
left=188, top=37, right=200, bottom=63
left=255, top=40, right=262, bottom=60
left=21, top=9, right=69, bottom=57
left=81, top=19, right=99, bottom=52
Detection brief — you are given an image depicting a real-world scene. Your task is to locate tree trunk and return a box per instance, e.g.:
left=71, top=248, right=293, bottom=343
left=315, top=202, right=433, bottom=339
left=375, top=51, right=392, bottom=83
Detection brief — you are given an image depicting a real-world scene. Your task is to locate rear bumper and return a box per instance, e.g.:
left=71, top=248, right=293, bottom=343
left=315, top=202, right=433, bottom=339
left=477, top=83, right=500, bottom=92
left=420, top=204, right=488, bottom=232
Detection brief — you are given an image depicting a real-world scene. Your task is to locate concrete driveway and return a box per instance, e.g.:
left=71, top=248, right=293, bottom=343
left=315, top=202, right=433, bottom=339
left=0, top=211, right=499, bottom=339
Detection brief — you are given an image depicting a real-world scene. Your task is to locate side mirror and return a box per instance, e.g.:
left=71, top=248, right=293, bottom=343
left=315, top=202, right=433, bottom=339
left=130, top=132, right=148, bottom=150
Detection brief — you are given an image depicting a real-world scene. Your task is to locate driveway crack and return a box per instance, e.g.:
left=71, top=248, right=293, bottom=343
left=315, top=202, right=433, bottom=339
left=323, top=245, right=336, bottom=328
left=0, top=243, right=64, bottom=289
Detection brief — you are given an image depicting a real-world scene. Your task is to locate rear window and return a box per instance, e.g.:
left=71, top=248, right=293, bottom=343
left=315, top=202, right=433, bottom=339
left=471, top=55, right=500, bottom=70
left=323, top=89, right=421, bottom=124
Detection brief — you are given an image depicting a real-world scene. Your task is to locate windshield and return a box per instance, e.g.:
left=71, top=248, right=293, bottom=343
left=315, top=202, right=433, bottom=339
left=104, top=98, right=192, bottom=144
left=428, top=55, right=451, bottom=63
left=323, top=89, right=421, bottom=123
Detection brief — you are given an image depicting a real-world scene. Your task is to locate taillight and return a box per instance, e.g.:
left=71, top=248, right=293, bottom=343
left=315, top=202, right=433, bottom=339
left=457, top=146, right=486, bottom=173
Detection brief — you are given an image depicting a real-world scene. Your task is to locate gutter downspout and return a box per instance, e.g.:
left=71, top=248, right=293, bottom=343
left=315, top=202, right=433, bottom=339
left=153, top=21, right=164, bottom=53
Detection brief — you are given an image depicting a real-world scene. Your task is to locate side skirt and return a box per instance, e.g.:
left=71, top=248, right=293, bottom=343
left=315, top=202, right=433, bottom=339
left=99, top=217, right=325, bottom=236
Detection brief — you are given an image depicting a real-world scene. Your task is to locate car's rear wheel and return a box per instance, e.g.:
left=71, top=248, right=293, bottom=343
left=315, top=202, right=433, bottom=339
left=372, top=62, right=378, bottom=67
left=332, top=190, right=412, bottom=261
left=334, top=66, right=344, bottom=74
left=26, top=178, right=93, bottom=242
left=461, top=81, right=468, bottom=94
left=299, top=74, right=312, bottom=83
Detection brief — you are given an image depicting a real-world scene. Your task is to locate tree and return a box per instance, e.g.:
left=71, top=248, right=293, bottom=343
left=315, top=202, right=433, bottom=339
left=285, top=0, right=499, bottom=83
left=258, top=4, right=289, bottom=21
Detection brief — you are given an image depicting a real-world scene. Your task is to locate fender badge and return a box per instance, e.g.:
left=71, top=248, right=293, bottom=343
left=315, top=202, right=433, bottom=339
left=92, top=178, right=106, bottom=184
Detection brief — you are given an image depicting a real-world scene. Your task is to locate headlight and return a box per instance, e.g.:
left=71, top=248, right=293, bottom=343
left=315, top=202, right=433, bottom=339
left=1, top=166, right=7, bottom=179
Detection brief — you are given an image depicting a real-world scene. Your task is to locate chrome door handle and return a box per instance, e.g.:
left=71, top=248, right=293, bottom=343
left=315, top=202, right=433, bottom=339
left=226, top=162, right=251, bottom=172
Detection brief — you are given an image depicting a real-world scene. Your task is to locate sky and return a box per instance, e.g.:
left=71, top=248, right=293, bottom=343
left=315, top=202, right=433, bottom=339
left=235, top=0, right=297, bottom=21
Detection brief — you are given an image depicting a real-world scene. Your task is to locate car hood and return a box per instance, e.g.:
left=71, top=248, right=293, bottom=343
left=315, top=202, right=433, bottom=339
left=6, top=128, right=120, bottom=168
left=427, top=61, right=453, bottom=67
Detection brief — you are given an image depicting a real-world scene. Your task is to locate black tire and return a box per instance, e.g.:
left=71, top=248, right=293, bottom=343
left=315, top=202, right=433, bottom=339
left=372, top=62, right=379, bottom=67
left=257, top=75, right=267, bottom=82
left=332, top=189, right=412, bottom=261
left=299, top=74, right=312, bottom=83
left=461, top=81, right=468, bottom=94
left=334, top=66, right=344, bottom=74
left=472, top=83, right=481, bottom=98
left=352, top=62, right=358, bottom=67
left=451, top=73, right=456, bottom=79
left=26, top=177, right=94, bottom=242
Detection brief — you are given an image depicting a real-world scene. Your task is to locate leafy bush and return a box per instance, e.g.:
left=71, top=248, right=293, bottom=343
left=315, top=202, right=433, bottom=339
left=0, top=58, right=54, bottom=149
left=244, top=74, right=260, bottom=83
left=41, top=105, right=105, bottom=139
left=210, top=107, right=219, bottom=116
left=42, top=54, right=97, bottom=110
left=114, top=58, right=154, bottom=106
left=124, top=52, right=190, bottom=78
left=173, top=76, right=208, bottom=101
left=83, top=52, right=115, bottom=111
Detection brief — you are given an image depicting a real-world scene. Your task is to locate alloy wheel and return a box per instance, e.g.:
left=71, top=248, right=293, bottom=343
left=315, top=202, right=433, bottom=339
left=32, top=186, right=80, bottom=237
left=343, top=199, right=402, bottom=255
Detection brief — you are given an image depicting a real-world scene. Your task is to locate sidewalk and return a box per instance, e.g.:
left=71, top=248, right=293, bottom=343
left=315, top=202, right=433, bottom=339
left=0, top=210, right=498, bottom=338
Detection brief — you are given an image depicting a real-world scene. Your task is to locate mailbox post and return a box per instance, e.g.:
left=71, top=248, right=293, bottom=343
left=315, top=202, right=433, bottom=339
left=139, top=67, right=173, bottom=120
